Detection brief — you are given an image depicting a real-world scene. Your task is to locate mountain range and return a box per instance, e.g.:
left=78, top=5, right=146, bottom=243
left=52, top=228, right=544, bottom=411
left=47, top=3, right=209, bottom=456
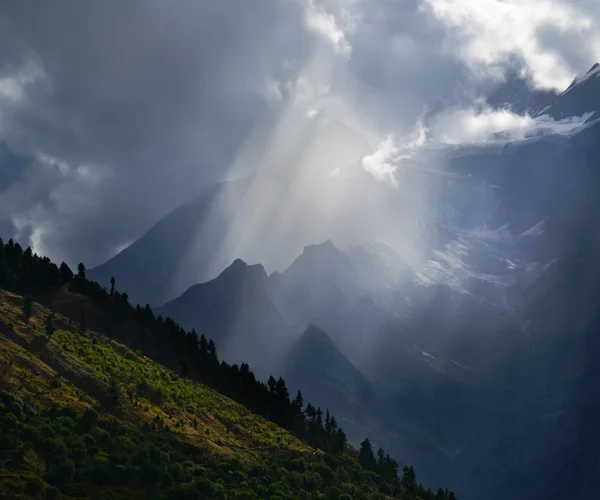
left=86, top=63, right=600, bottom=500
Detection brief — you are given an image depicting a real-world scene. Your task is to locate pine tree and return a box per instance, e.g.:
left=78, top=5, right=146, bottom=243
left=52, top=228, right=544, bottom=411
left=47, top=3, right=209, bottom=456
left=292, top=390, right=304, bottom=413
left=315, top=407, right=323, bottom=429
left=77, top=262, right=86, bottom=280
left=332, top=428, right=348, bottom=454
left=329, top=416, right=338, bottom=433
left=59, top=262, right=73, bottom=284
left=267, top=375, right=277, bottom=394
left=359, top=438, right=377, bottom=471
left=275, top=377, right=290, bottom=401
left=22, top=294, right=33, bottom=322
left=199, top=334, right=208, bottom=355
left=207, top=339, right=218, bottom=363
left=110, top=276, right=116, bottom=295
left=325, top=409, right=332, bottom=433
left=402, top=465, right=417, bottom=493
left=305, top=403, right=315, bottom=420
left=45, top=313, right=55, bottom=337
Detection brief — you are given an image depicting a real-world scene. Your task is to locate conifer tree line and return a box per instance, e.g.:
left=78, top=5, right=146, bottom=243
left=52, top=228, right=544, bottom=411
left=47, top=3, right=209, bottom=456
left=0, top=237, right=458, bottom=499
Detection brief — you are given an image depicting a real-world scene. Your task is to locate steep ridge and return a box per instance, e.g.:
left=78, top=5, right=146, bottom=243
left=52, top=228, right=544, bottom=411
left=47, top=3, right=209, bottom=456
left=534, top=62, right=600, bottom=120
left=88, top=177, right=251, bottom=307
left=156, top=258, right=292, bottom=378
left=284, top=325, right=375, bottom=422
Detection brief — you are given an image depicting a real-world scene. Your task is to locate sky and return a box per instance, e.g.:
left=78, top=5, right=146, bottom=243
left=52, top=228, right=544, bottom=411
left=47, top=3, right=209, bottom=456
left=1, top=0, right=599, bottom=268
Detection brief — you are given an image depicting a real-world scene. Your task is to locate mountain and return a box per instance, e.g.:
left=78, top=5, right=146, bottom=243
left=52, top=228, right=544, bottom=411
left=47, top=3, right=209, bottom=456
left=487, top=70, right=558, bottom=115
left=487, top=62, right=600, bottom=121
left=88, top=119, right=377, bottom=308
left=534, top=62, right=600, bottom=120
left=284, top=325, right=375, bottom=421
left=1, top=238, right=460, bottom=500
left=155, top=258, right=292, bottom=377
left=88, top=177, right=251, bottom=307
left=79, top=63, right=600, bottom=500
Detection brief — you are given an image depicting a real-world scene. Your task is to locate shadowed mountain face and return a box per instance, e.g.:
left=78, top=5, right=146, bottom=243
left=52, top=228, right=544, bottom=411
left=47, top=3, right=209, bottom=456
left=155, top=258, right=293, bottom=379
left=88, top=178, right=252, bottom=307
left=284, top=325, right=375, bottom=421
left=487, top=63, right=600, bottom=121
left=536, top=63, right=600, bottom=120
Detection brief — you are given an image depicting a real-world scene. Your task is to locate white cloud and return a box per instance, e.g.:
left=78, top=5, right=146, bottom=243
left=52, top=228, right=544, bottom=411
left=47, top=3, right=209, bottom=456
left=422, top=0, right=600, bottom=91
left=362, top=136, right=399, bottom=185
left=304, top=0, right=352, bottom=56
left=428, top=106, right=535, bottom=144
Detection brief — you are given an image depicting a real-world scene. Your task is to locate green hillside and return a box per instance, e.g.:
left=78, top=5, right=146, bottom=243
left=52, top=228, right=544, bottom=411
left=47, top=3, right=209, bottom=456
left=0, top=237, right=457, bottom=499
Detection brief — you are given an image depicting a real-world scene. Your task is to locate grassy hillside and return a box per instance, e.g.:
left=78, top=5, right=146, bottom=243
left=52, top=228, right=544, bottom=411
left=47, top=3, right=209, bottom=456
left=0, top=289, right=316, bottom=498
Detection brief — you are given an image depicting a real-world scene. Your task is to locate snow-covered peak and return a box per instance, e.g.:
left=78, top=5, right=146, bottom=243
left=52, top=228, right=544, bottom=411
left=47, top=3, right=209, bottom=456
left=534, top=63, right=600, bottom=120
left=565, top=62, right=600, bottom=92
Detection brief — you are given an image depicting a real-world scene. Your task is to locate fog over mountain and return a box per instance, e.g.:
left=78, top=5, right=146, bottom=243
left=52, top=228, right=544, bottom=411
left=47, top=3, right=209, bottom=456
left=3, top=2, right=600, bottom=499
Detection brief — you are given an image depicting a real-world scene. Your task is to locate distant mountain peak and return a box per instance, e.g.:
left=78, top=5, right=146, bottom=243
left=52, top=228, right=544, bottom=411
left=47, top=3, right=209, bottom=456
left=301, top=324, right=334, bottom=346
left=536, top=62, right=600, bottom=120
left=289, top=240, right=354, bottom=279
left=566, top=61, right=600, bottom=90
left=217, top=258, right=267, bottom=289
left=302, top=239, right=336, bottom=254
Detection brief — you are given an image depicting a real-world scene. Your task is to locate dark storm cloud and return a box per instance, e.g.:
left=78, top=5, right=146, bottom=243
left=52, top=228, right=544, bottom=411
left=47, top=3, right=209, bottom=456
left=0, top=0, right=599, bottom=267
left=0, top=0, right=310, bottom=265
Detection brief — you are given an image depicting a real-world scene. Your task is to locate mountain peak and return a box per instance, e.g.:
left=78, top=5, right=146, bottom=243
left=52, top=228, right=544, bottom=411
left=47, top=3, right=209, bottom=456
left=536, top=62, right=600, bottom=120
left=287, top=240, right=354, bottom=280
left=301, top=324, right=335, bottom=347
left=217, top=258, right=267, bottom=289
left=569, top=62, right=600, bottom=88
left=302, top=239, right=336, bottom=254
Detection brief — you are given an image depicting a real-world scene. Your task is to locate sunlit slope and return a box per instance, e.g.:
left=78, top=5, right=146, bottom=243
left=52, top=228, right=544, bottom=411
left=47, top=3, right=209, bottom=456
left=0, top=288, right=314, bottom=498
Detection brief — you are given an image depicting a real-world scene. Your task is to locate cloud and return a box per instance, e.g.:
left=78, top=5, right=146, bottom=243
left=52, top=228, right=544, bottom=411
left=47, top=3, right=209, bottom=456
left=362, top=122, right=427, bottom=185
left=427, top=106, right=535, bottom=144
left=304, top=0, right=353, bottom=56
left=1, top=0, right=599, bottom=267
left=422, top=0, right=600, bottom=91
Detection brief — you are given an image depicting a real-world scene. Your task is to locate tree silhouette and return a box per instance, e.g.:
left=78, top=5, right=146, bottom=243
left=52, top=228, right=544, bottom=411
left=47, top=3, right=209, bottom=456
left=359, top=438, right=377, bottom=471
left=22, top=294, right=33, bottom=322
left=401, top=465, right=417, bottom=493
left=292, top=390, right=304, bottom=413
left=45, top=313, right=55, bottom=337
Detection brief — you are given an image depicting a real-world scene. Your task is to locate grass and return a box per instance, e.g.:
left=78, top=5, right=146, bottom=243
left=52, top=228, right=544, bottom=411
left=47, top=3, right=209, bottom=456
left=0, top=289, right=309, bottom=462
